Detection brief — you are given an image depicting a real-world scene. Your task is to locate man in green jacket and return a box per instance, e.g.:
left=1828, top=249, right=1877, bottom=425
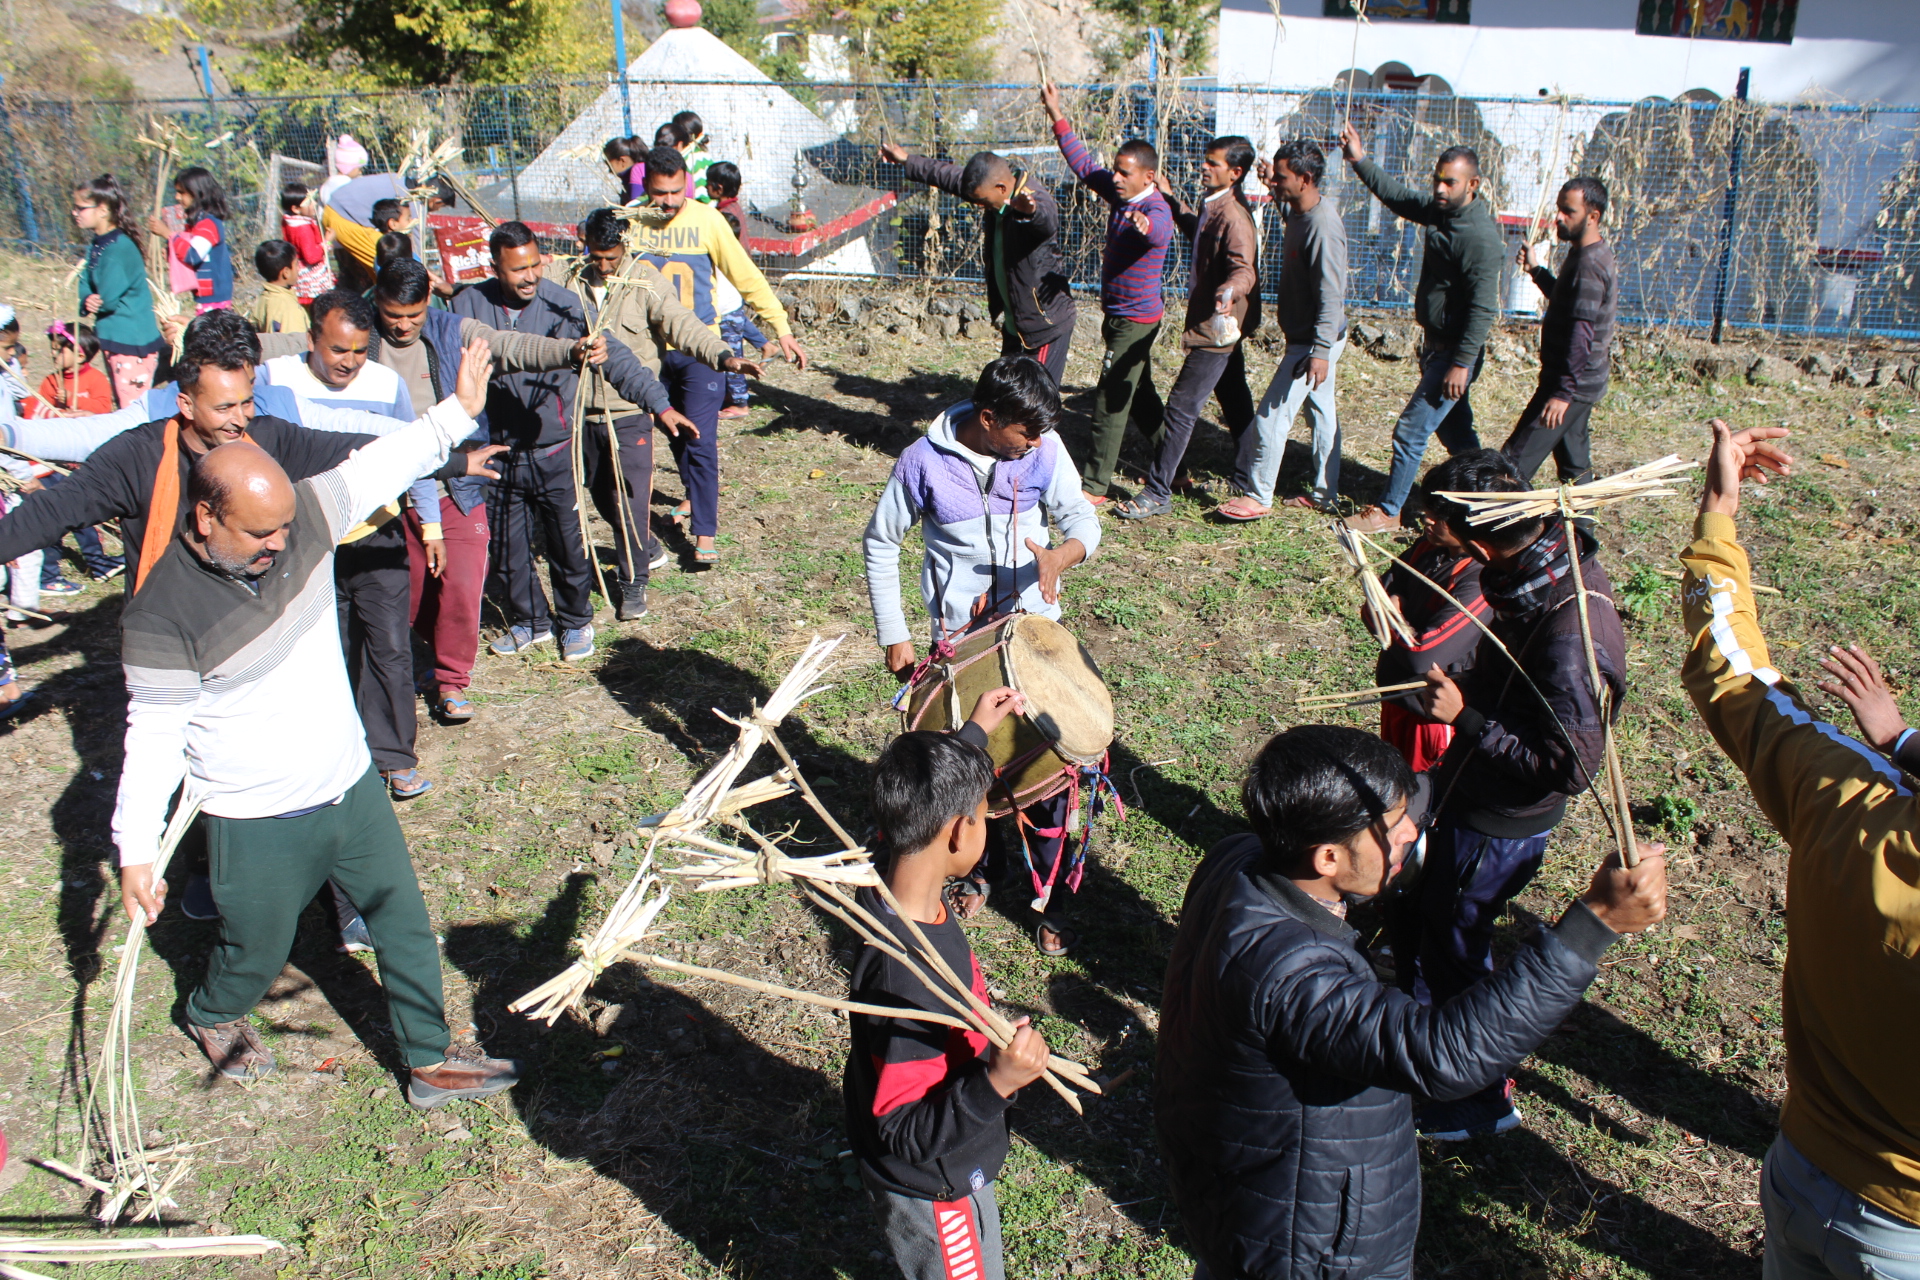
left=1337, top=124, right=1505, bottom=533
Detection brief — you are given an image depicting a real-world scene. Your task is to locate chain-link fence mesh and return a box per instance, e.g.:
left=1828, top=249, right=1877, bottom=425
left=0, top=78, right=1913, bottom=338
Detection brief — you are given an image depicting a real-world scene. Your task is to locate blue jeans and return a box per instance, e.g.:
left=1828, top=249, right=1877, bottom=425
left=1389, top=816, right=1550, bottom=1008
left=1764, top=1134, right=1920, bottom=1279
left=661, top=349, right=726, bottom=538
left=1236, top=336, right=1346, bottom=507
left=719, top=306, right=764, bottom=405
left=1378, top=346, right=1484, bottom=516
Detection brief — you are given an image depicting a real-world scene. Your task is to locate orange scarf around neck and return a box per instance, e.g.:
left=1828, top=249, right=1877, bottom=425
left=135, top=418, right=255, bottom=592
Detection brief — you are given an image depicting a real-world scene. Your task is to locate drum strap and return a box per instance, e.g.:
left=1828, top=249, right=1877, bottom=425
left=1007, top=752, right=1127, bottom=912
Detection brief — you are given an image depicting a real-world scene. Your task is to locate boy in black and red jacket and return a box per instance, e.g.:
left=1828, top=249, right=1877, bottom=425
left=1366, top=463, right=1491, bottom=771
left=847, top=689, right=1050, bottom=1280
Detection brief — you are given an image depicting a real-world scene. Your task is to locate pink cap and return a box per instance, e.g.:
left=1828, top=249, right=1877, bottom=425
left=332, top=134, right=369, bottom=172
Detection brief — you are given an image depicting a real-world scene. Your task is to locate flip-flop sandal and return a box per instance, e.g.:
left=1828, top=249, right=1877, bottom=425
left=1281, top=495, right=1324, bottom=510
left=1034, top=922, right=1078, bottom=956
left=1112, top=495, right=1171, bottom=521
left=437, top=693, right=475, bottom=723
left=945, top=874, right=990, bottom=921
left=1218, top=497, right=1271, bottom=522
left=0, top=686, right=32, bottom=721
left=672, top=503, right=692, bottom=528
left=1083, top=492, right=1111, bottom=508
left=383, top=768, right=434, bottom=799
left=693, top=544, right=721, bottom=565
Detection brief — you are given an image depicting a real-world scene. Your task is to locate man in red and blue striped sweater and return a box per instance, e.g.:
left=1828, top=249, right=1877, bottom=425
left=1041, top=84, right=1175, bottom=507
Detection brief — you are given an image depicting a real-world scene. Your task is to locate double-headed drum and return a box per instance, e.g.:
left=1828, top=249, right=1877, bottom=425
left=903, top=615, right=1114, bottom=815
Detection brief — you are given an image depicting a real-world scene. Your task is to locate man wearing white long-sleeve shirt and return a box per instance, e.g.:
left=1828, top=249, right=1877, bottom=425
left=114, top=339, right=519, bottom=1106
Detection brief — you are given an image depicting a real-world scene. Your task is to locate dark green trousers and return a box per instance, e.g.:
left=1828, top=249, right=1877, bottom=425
left=189, top=765, right=450, bottom=1068
left=1079, top=316, right=1165, bottom=497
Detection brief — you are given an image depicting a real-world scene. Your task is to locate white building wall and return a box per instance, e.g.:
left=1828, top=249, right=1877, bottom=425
left=1219, top=0, right=1920, bottom=105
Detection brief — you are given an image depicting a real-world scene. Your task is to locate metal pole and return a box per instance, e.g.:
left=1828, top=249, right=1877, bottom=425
left=197, top=46, right=220, bottom=119
left=1709, top=66, right=1750, bottom=345
left=506, top=89, right=523, bottom=221
left=611, top=0, right=634, bottom=137
left=0, top=76, right=40, bottom=246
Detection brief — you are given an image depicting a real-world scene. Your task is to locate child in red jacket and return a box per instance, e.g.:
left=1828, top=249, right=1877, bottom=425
left=28, top=323, right=114, bottom=417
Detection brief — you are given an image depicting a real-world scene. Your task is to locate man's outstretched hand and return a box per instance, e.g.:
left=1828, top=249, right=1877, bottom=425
left=1026, top=537, right=1085, bottom=605
left=1339, top=122, right=1366, bottom=166
left=454, top=340, right=496, bottom=418
left=463, top=443, right=509, bottom=479
left=879, top=142, right=909, bottom=165
left=1040, top=82, right=1065, bottom=123
left=1817, top=643, right=1908, bottom=753
left=1701, top=418, right=1793, bottom=518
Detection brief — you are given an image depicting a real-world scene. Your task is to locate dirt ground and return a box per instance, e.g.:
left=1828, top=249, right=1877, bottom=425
left=1, top=249, right=1917, bottom=1279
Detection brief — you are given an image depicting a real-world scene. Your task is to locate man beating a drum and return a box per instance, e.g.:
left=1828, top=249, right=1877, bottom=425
left=863, top=356, right=1102, bottom=956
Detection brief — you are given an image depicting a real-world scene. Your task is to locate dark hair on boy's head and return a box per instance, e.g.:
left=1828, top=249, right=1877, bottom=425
left=310, top=289, right=375, bottom=334
left=705, top=160, right=741, bottom=198
left=254, top=239, right=297, bottom=280
left=971, top=356, right=1060, bottom=435
left=1562, top=175, right=1609, bottom=218
left=871, top=731, right=995, bottom=858
left=50, top=323, right=101, bottom=362
left=373, top=231, right=413, bottom=270
left=604, top=135, right=646, bottom=163
left=654, top=121, right=689, bottom=149
left=176, top=309, right=260, bottom=390
left=1274, top=137, right=1326, bottom=186
left=370, top=198, right=405, bottom=232
left=173, top=166, right=232, bottom=222
left=279, top=181, right=310, bottom=213
left=375, top=257, right=432, bottom=306
left=1243, top=725, right=1412, bottom=876
left=645, top=145, right=687, bottom=179
left=671, top=109, right=704, bottom=139
left=489, top=220, right=538, bottom=258
left=959, top=151, right=1011, bottom=197
left=1419, top=449, right=1539, bottom=550
left=1437, top=145, right=1481, bottom=174
left=424, top=175, right=456, bottom=209
left=580, top=207, right=626, bottom=251
left=1115, top=139, right=1159, bottom=172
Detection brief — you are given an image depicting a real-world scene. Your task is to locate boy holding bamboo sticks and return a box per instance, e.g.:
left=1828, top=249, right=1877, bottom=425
left=848, top=696, right=1051, bottom=1280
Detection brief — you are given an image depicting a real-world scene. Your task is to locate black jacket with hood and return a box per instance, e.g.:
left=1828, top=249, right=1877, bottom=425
left=898, top=153, right=1076, bottom=350
left=1155, top=833, right=1619, bottom=1279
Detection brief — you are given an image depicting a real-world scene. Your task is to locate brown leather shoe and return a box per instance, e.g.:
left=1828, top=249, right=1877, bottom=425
left=408, top=1042, right=523, bottom=1109
left=1343, top=505, right=1401, bottom=534
left=186, top=1018, right=276, bottom=1080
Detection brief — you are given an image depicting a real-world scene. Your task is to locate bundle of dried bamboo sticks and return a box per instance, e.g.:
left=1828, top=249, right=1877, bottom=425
left=1431, top=456, right=1696, bottom=530
left=1331, top=519, right=1414, bottom=650
left=509, top=636, right=847, bottom=1023
left=76, top=793, right=205, bottom=1222
left=0, top=1231, right=282, bottom=1279
left=1296, top=679, right=1426, bottom=709
left=509, top=634, right=1105, bottom=1110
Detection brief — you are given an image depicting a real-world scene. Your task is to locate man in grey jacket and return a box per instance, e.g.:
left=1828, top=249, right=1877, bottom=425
left=1222, top=138, right=1348, bottom=520
left=1338, top=124, right=1506, bottom=533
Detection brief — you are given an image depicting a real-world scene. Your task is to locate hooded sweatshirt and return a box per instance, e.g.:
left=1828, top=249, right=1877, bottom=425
left=863, top=402, right=1101, bottom=648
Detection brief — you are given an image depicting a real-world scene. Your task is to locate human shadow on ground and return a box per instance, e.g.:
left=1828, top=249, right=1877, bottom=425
left=1419, top=1119, right=1759, bottom=1278
left=747, top=367, right=976, bottom=459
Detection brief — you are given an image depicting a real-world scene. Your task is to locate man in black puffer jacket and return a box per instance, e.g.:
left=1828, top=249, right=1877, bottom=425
left=1157, top=725, right=1665, bottom=1280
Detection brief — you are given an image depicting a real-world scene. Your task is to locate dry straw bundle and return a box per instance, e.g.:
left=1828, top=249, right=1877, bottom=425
left=0, top=1233, right=283, bottom=1279
left=1428, top=456, right=1696, bottom=530
left=509, top=635, right=1104, bottom=1111
left=70, top=792, right=206, bottom=1223
left=1332, top=518, right=1415, bottom=651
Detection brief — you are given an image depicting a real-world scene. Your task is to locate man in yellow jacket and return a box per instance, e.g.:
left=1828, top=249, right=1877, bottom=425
left=630, top=146, right=805, bottom=565
left=1681, top=418, right=1920, bottom=1278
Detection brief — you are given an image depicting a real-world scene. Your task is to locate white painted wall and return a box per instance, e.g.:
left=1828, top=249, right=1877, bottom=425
left=1220, top=0, right=1920, bottom=104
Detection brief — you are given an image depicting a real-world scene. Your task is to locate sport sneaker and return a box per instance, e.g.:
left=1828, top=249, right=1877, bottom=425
left=93, top=562, right=127, bottom=582
left=185, top=1018, right=276, bottom=1080
left=489, top=624, right=553, bottom=656
left=560, top=626, right=595, bottom=661
left=182, top=873, right=220, bottom=921
left=337, top=913, right=374, bottom=953
left=614, top=581, right=648, bottom=622
left=647, top=541, right=670, bottom=571
left=1417, top=1078, right=1522, bottom=1142
left=408, top=1043, right=523, bottom=1109
left=39, top=579, right=84, bottom=596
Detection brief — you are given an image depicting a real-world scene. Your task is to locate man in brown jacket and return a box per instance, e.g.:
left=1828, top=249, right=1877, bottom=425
left=569, top=207, right=762, bottom=619
left=1112, top=136, right=1260, bottom=521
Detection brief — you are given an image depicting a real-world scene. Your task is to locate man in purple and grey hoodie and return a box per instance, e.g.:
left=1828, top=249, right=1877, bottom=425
left=1041, top=83, right=1176, bottom=508
left=864, top=356, right=1102, bottom=957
